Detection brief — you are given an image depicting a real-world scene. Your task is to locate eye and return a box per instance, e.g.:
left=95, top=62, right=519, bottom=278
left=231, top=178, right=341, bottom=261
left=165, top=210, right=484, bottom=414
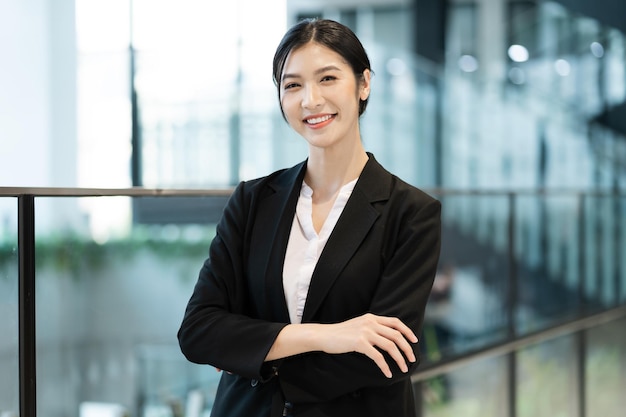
left=321, top=75, right=337, bottom=82
left=283, top=82, right=300, bottom=90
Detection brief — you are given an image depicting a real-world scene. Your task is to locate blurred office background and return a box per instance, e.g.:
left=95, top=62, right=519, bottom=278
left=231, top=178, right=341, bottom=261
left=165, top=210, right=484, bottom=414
left=1, top=0, right=625, bottom=416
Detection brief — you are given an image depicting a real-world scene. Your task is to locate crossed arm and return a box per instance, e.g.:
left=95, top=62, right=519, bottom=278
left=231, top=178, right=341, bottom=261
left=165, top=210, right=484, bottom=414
left=265, top=313, right=417, bottom=378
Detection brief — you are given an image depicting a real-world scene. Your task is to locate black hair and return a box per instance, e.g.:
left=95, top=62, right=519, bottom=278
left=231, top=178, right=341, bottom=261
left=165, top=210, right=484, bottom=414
left=272, top=18, right=372, bottom=118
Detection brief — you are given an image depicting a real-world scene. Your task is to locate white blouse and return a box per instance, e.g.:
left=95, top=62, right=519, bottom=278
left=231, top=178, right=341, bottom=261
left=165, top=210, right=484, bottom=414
left=282, top=178, right=357, bottom=324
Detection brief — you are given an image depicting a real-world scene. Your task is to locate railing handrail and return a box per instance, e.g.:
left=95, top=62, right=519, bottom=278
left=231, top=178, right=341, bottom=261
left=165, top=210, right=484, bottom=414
left=412, top=304, right=626, bottom=382
left=0, top=186, right=234, bottom=197
left=1, top=186, right=624, bottom=198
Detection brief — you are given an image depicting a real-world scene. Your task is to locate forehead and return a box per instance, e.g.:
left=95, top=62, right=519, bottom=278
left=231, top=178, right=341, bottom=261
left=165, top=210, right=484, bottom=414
left=282, top=42, right=349, bottom=77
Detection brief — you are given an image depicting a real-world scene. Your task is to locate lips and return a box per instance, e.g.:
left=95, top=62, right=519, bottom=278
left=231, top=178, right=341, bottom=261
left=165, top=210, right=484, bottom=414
left=303, top=113, right=336, bottom=127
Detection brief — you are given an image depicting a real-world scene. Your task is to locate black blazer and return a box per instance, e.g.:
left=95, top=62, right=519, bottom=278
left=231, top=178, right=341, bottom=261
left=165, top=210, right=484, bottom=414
left=178, top=154, right=441, bottom=417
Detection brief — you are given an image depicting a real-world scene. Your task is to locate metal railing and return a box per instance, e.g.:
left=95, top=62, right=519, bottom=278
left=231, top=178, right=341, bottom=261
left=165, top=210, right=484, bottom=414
left=1, top=186, right=625, bottom=417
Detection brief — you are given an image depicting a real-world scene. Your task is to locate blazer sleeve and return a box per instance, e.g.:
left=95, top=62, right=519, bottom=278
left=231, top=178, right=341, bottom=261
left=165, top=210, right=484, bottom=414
left=277, top=197, right=442, bottom=403
left=177, top=181, right=287, bottom=380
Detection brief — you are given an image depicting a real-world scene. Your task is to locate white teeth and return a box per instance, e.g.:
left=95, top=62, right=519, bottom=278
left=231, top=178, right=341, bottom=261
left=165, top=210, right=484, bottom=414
left=306, top=115, right=333, bottom=124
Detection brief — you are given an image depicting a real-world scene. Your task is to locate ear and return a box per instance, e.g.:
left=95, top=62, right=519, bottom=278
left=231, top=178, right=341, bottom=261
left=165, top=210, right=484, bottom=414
left=359, top=69, right=371, bottom=101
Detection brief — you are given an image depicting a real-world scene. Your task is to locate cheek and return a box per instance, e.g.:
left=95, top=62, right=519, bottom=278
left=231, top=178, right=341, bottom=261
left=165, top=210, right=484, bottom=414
left=280, top=95, right=299, bottom=119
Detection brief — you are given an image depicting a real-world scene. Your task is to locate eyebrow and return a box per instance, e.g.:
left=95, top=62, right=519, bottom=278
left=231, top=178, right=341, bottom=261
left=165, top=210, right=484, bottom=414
left=281, top=65, right=342, bottom=81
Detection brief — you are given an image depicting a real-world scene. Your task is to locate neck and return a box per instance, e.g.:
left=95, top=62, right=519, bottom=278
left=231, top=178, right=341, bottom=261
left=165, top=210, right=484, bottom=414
left=305, top=142, right=368, bottom=199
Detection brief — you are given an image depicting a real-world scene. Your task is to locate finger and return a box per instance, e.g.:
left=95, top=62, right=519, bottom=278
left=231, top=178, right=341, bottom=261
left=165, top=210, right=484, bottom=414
left=363, top=345, right=392, bottom=378
left=378, top=326, right=416, bottom=365
left=388, top=326, right=417, bottom=362
left=374, top=335, right=409, bottom=373
left=400, top=326, right=418, bottom=344
left=378, top=316, right=418, bottom=343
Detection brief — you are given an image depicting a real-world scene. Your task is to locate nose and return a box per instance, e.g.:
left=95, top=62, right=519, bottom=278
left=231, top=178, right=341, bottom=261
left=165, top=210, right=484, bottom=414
left=301, top=83, right=323, bottom=109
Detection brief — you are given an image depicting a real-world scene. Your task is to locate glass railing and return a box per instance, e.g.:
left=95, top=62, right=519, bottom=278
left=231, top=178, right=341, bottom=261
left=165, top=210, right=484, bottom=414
left=0, top=197, right=18, bottom=417
left=416, top=312, right=626, bottom=417
left=437, top=0, right=626, bottom=328
left=426, top=191, right=626, bottom=361
left=1, top=187, right=625, bottom=417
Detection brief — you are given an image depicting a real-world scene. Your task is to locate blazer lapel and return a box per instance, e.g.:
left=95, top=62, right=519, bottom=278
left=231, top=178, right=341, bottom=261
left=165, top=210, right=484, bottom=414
left=301, top=155, right=391, bottom=321
left=248, top=162, right=307, bottom=323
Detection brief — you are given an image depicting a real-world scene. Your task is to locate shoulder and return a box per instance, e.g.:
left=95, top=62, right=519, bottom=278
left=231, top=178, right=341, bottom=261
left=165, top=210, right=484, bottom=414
left=391, top=174, right=440, bottom=212
left=230, top=160, right=306, bottom=202
left=216, top=160, right=306, bottom=235
left=359, top=154, right=439, bottom=211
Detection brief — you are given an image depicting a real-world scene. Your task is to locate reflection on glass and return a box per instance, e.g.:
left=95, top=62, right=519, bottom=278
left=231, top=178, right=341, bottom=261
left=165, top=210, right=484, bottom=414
left=583, top=195, right=624, bottom=311
left=425, top=190, right=624, bottom=362
left=419, top=314, right=626, bottom=417
left=508, top=44, right=529, bottom=62
left=423, top=195, right=510, bottom=361
left=35, top=196, right=217, bottom=416
left=76, top=0, right=132, bottom=191
left=131, top=0, right=288, bottom=188
left=515, top=195, right=583, bottom=334
left=586, top=317, right=626, bottom=417
left=517, top=335, right=578, bottom=417
left=0, top=198, right=18, bottom=417
left=421, top=356, right=508, bottom=417
left=5, top=189, right=623, bottom=416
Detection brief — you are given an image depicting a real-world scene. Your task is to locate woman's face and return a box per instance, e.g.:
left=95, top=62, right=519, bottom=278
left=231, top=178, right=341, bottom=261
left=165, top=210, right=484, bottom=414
left=279, top=42, right=370, bottom=151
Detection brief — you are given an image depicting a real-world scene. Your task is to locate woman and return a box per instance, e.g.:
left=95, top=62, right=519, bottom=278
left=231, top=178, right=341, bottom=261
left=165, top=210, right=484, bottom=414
left=178, top=18, right=441, bottom=417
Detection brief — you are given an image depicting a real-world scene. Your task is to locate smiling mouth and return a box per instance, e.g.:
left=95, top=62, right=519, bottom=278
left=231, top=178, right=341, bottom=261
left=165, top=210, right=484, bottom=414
left=304, top=114, right=336, bottom=125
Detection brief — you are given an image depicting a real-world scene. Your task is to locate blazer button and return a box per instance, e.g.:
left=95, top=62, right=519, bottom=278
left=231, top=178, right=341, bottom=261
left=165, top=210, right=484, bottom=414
left=251, top=379, right=258, bottom=387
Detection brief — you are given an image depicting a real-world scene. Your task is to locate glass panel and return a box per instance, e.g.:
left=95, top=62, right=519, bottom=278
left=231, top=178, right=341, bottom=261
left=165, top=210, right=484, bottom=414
left=419, top=314, right=626, bottom=417
left=76, top=0, right=132, bottom=189
left=421, top=355, right=509, bottom=417
left=620, top=197, right=626, bottom=303
left=0, top=197, right=19, bottom=417
left=76, top=0, right=130, bottom=52
left=584, top=195, right=620, bottom=309
left=362, top=43, right=440, bottom=187
left=586, top=316, right=626, bottom=417
left=515, top=194, right=582, bottom=334
left=77, top=50, right=131, bottom=189
left=443, top=0, right=626, bottom=194
left=35, top=196, right=220, bottom=417
left=517, top=335, right=579, bottom=417
left=129, top=2, right=442, bottom=189
left=132, top=0, right=288, bottom=188
left=583, top=194, right=599, bottom=310
left=422, top=194, right=511, bottom=361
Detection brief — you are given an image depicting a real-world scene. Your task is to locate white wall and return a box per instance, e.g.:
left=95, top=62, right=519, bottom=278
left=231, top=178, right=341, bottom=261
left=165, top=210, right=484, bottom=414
left=0, top=0, right=51, bottom=187
left=0, top=0, right=83, bottom=235
left=0, top=0, right=77, bottom=188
